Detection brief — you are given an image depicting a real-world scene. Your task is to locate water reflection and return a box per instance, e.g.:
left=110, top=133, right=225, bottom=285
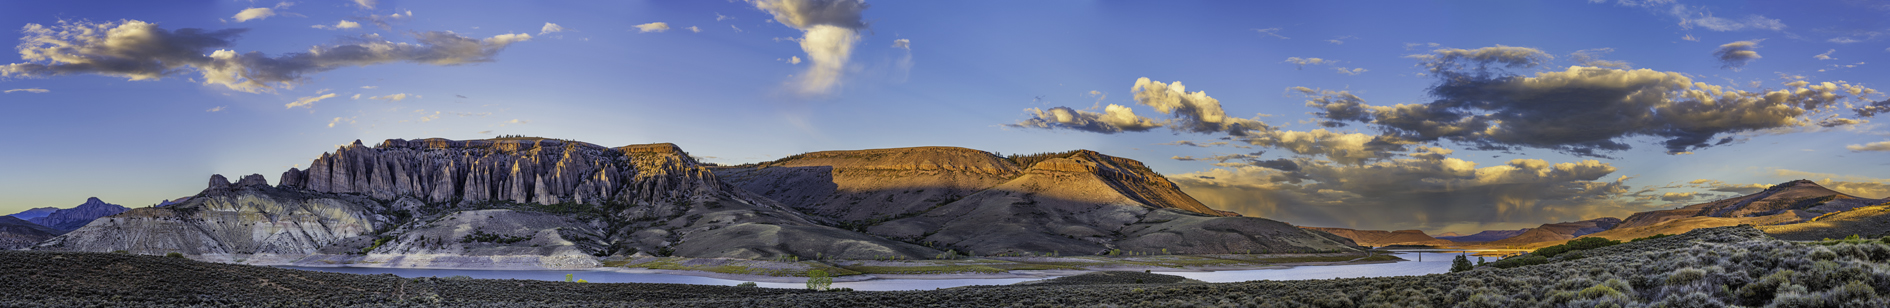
left=280, top=251, right=1484, bottom=291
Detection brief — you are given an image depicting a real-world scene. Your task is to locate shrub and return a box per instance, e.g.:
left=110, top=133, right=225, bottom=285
left=165, top=252, right=185, bottom=259
left=736, top=282, right=758, bottom=288
left=1487, top=255, right=1548, bottom=269
left=806, top=270, right=833, bottom=291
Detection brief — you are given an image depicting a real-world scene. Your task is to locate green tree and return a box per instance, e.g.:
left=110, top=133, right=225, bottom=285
left=806, top=270, right=833, bottom=291
left=1451, top=255, right=1474, bottom=273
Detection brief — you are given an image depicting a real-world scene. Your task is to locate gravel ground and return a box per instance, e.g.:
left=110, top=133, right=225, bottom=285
left=7, top=225, right=1890, bottom=307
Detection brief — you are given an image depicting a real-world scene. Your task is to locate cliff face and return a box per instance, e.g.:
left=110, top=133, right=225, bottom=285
left=35, top=174, right=389, bottom=259
left=28, top=198, right=129, bottom=231
left=41, top=138, right=939, bottom=262
left=1297, top=227, right=1455, bottom=247
left=718, top=147, right=1360, bottom=255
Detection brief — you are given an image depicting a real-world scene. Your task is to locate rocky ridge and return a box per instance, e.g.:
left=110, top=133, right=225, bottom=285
left=27, top=197, right=128, bottom=231
left=0, top=216, right=60, bottom=249
left=1436, top=229, right=1531, bottom=242
left=1297, top=227, right=1455, bottom=247
left=1483, top=217, right=1622, bottom=246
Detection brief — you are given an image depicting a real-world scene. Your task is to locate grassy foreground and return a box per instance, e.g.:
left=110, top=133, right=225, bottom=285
left=5, top=225, right=1889, bottom=307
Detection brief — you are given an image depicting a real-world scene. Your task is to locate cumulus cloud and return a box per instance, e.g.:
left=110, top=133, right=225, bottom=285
left=312, top=20, right=361, bottom=30
left=752, top=0, right=869, bottom=97
left=1659, top=192, right=1699, bottom=202
left=1713, top=40, right=1763, bottom=69
left=1009, top=105, right=1165, bottom=134
left=369, top=93, right=415, bottom=101
left=541, top=23, right=565, bottom=34
left=233, top=8, right=276, bottom=22
left=1132, top=78, right=1268, bottom=134
left=1814, top=49, right=1836, bottom=60
left=787, top=56, right=802, bottom=64
left=1173, top=150, right=1641, bottom=232
left=633, top=22, right=668, bottom=33
left=1571, top=48, right=1631, bottom=69
left=285, top=93, right=337, bottom=108
left=3, top=88, right=49, bottom=93
left=1303, top=46, right=1881, bottom=157
left=1847, top=141, right=1890, bottom=152
left=0, top=20, right=530, bottom=93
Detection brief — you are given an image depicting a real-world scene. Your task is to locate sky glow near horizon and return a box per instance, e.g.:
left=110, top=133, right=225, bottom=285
left=2, top=0, right=1889, bottom=235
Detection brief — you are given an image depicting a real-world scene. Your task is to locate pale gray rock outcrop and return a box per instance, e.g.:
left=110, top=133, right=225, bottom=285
left=34, top=175, right=389, bottom=260
left=0, top=216, right=60, bottom=249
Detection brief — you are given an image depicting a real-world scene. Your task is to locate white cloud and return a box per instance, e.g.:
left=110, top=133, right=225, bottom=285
left=1570, top=48, right=1631, bottom=69
left=892, top=39, right=909, bottom=50
left=731, top=25, right=743, bottom=32
left=1333, top=67, right=1366, bottom=75
left=3, top=88, right=49, bottom=93
left=312, top=20, right=361, bottom=30
left=206, top=106, right=225, bottom=112
left=285, top=93, right=337, bottom=108
left=634, top=22, right=669, bottom=33
left=1814, top=49, right=1837, bottom=60
left=233, top=8, right=276, bottom=22
left=1284, top=57, right=1327, bottom=69
left=1010, top=105, right=1165, bottom=134
left=354, top=0, right=377, bottom=9
left=368, top=93, right=415, bottom=102
left=0, top=20, right=530, bottom=93
left=350, top=93, right=362, bottom=99
left=1596, top=1, right=1786, bottom=32
left=688, top=26, right=701, bottom=33
left=1848, top=141, right=1890, bottom=152
left=354, top=10, right=412, bottom=29
left=788, top=56, right=802, bottom=64
left=752, top=0, right=869, bottom=97
left=541, top=22, right=565, bottom=34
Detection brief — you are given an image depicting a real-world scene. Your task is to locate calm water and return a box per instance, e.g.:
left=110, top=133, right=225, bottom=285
left=281, top=251, right=1478, bottom=291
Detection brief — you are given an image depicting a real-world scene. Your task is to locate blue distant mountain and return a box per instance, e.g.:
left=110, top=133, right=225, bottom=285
left=6, top=207, right=60, bottom=220
left=27, top=197, right=129, bottom=231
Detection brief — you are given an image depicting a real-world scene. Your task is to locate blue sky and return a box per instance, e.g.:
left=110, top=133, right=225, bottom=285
left=3, top=0, right=1888, bottom=234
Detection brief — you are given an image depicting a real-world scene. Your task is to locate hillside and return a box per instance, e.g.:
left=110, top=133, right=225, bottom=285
left=0, top=216, right=60, bottom=250
left=1760, top=204, right=1890, bottom=240
left=1618, top=180, right=1869, bottom=229
left=715, top=147, right=1362, bottom=256
left=1481, top=217, right=1621, bottom=247
left=1297, top=227, right=1454, bottom=247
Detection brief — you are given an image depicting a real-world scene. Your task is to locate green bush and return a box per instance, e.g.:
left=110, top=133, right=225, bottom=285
left=1486, top=255, right=1548, bottom=269
left=736, top=282, right=758, bottom=287
left=1532, top=237, right=1621, bottom=258
left=806, top=270, right=833, bottom=291
left=165, top=252, right=184, bottom=259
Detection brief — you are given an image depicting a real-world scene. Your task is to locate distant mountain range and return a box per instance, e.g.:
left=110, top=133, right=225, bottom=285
left=27, top=197, right=128, bottom=231
left=1295, top=227, right=1453, bottom=247
left=30, top=138, right=1360, bottom=266
left=1434, top=229, right=1530, bottom=242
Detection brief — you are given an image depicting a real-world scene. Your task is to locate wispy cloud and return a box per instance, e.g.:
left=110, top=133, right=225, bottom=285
left=206, top=106, right=225, bottom=112
left=369, top=93, right=416, bottom=102
left=1814, top=49, right=1837, bottom=60
left=232, top=8, right=276, bottom=22
left=311, top=20, right=361, bottom=30
left=3, top=88, right=49, bottom=94
left=1713, top=40, right=1763, bottom=70
left=285, top=93, right=338, bottom=108
left=1253, top=28, right=1288, bottom=39
left=1848, top=141, right=1890, bottom=152
left=752, top=0, right=870, bottom=97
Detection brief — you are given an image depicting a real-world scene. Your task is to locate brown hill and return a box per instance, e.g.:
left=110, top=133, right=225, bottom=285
left=1481, top=217, right=1621, bottom=247
left=1435, top=229, right=1530, bottom=242
left=1297, top=227, right=1454, bottom=247
left=0, top=216, right=60, bottom=250
left=1490, top=180, right=1884, bottom=248
left=1618, top=180, right=1869, bottom=229
left=714, top=147, right=1362, bottom=256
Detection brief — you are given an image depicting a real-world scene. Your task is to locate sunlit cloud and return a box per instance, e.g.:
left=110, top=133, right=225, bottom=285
left=1848, top=141, right=1890, bottom=152
left=368, top=93, right=415, bottom=102
left=1592, top=1, right=1786, bottom=32
left=3, top=88, right=49, bottom=93
left=1570, top=48, right=1631, bottom=69
left=541, top=22, right=566, bottom=35
left=0, top=20, right=530, bottom=93
left=353, top=0, right=376, bottom=9
left=1284, top=57, right=1328, bottom=69
left=752, top=0, right=870, bottom=97
left=1814, top=49, right=1837, bottom=60
left=1009, top=105, right=1165, bottom=134
left=284, top=93, right=338, bottom=108
left=354, top=10, right=412, bottom=29
left=688, top=26, right=701, bottom=33
left=633, top=22, right=668, bottom=33
left=206, top=106, right=225, bottom=112
left=232, top=8, right=276, bottom=22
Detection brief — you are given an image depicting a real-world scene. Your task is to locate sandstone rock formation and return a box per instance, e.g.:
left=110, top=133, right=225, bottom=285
left=716, top=147, right=1362, bottom=255
left=27, top=197, right=129, bottom=231
left=0, top=216, right=60, bottom=249
left=1297, top=227, right=1455, bottom=247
